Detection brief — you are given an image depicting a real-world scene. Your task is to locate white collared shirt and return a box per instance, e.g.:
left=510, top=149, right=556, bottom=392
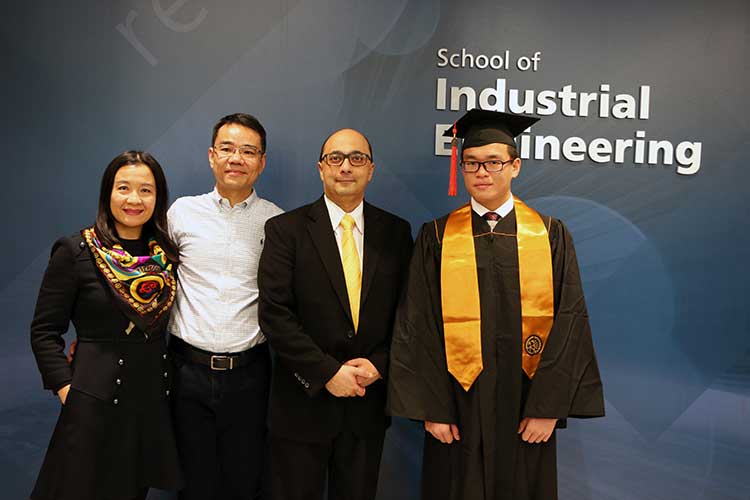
left=323, top=195, right=364, bottom=272
left=471, top=194, right=515, bottom=230
left=167, top=188, right=283, bottom=353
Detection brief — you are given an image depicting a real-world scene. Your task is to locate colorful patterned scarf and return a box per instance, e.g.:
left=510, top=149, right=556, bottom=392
left=83, top=226, right=176, bottom=336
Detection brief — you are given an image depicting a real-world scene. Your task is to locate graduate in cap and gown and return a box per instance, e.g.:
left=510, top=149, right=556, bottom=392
left=387, top=110, right=605, bottom=500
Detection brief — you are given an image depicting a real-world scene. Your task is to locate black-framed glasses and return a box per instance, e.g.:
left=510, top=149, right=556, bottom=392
left=212, top=143, right=263, bottom=162
left=460, top=158, right=514, bottom=173
left=320, top=151, right=372, bottom=167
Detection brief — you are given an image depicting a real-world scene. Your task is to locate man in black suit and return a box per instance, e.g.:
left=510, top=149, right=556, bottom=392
left=258, top=128, right=412, bottom=500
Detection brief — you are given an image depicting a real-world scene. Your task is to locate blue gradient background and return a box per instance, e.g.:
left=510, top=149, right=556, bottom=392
left=2, top=1, right=748, bottom=499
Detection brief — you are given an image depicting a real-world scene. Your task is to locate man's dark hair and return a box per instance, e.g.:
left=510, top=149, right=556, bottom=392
left=318, top=129, right=373, bottom=161
left=211, top=113, right=267, bottom=153
left=95, top=150, right=179, bottom=262
left=461, top=143, right=519, bottom=160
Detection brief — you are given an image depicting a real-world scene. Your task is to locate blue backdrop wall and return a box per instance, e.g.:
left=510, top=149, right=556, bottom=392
left=3, top=1, right=749, bottom=498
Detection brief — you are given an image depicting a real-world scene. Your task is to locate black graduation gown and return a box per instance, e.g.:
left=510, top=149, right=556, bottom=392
left=387, top=208, right=604, bottom=500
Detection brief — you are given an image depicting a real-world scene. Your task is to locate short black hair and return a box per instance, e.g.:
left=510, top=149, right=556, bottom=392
left=461, top=143, right=519, bottom=160
left=211, top=113, right=267, bottom=153
left=95, top=150, right=179, bottom=263
left=319, top=129, right=373, bottom=161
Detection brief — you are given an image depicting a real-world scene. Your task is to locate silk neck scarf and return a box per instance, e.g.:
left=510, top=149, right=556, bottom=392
left=83, top=227, right=176, bottom=336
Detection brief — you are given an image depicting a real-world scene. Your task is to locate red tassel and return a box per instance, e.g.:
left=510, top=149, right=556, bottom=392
left=448, top=123, right=458, bottom=196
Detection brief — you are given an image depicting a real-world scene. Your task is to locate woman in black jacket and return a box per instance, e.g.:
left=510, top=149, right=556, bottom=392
left=30, top=151, right=182, bottom=500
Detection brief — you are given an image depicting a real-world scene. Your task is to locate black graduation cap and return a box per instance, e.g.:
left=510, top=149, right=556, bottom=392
left=444, top=109, right=540, bottom=196
left=444, top=109, right=540, bottom=149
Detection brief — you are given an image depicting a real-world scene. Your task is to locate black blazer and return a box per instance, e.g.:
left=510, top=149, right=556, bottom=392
left=258, top=197, right=412, bottom=443
left=30, top=234, right=171, bottom=404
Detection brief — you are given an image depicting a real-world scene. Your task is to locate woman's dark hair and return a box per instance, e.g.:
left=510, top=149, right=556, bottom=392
left=95, top=150, right=180, bottom=263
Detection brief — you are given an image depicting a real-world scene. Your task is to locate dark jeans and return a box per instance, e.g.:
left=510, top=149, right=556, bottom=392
left=170, top=342, right=270, bottom=500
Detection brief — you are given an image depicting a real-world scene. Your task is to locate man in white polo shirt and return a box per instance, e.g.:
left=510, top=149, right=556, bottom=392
left=167, top=113, right=282, bottom=500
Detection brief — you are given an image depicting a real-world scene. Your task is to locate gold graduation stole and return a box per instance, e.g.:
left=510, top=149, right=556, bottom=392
left=440, top=204, right=483, bottom=391
left=440, top=198, right=554, bottom=391
left=514, top=198, right=554, bottom=379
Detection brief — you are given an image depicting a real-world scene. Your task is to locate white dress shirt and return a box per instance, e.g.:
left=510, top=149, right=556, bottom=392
left=323, top=196, right=364, bottom=272
left=167, top=188, right=283, bottom=353
left=471, top=194, right=515, bottom=230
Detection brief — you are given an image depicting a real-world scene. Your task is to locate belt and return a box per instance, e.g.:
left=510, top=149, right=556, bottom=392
left=169, top=335, right=267, bottom=371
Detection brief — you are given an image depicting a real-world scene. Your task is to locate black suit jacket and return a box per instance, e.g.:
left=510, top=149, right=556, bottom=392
left=258, top=197, right=412, bottom=443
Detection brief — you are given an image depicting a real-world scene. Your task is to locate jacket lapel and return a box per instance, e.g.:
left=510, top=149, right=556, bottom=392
left=307, top=197, right=353, bottom=324
left=360, top=202, right=383, bottom=308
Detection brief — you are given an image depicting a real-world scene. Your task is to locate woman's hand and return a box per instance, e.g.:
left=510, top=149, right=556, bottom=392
left=57, top=384, right=71, bottom=405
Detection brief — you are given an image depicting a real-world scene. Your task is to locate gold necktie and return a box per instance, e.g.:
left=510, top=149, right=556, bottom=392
left=339, top=214, right=361, bottom=331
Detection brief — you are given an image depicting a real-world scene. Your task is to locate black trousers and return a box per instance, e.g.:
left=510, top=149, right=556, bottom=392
left=268, top=430, right=386, bottom=500
left=170, top=342, right=270, bottom=500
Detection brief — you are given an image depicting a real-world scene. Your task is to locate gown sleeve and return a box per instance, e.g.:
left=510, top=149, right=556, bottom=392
left=522, top=219, right=605, bottom=419
left=387, top=222, right=457, bottom=424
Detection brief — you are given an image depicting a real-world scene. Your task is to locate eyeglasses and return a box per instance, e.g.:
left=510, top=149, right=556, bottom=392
left=320, top=151, right=372, bottom=168
left=460, top=158, right=515, bottom=173
left=212, top=144, right=263, bottom=162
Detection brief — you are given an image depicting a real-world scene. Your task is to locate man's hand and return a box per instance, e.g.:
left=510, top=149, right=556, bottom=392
left=344, top=358, right=380, bottom=387
left=425, top=421, right=461, bottom=444
left=57, top=384, right=71, bottom=405
left=325, top=365, right=369, bottom=397
left=518, top=417, right=557, bottom=443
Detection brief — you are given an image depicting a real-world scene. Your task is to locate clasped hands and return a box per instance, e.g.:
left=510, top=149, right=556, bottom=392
left=425, top=417, right=558, bottom=444
left=324, top=358, right=380, bottom=397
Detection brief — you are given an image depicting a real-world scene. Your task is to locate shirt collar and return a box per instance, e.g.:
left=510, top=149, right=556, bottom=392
left=323, top=195, right=364, bottom=234
left=211, top=187, right=257, bottom=209
left=471, top=193, right=515, bottom=218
